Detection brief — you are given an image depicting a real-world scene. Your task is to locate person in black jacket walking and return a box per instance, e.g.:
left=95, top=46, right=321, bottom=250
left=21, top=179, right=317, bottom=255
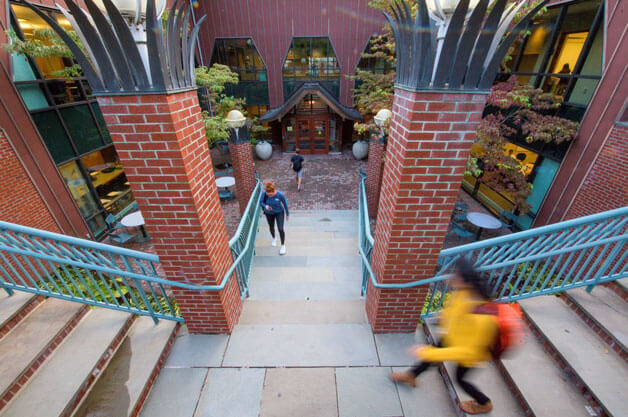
left=260, top=181, right=290, bottom=255
left=290, top=149, right=305, bottom=192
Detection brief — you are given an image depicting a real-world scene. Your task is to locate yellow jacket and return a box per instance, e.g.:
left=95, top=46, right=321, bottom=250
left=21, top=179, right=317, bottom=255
left=418, top=289, right=498, bottom=367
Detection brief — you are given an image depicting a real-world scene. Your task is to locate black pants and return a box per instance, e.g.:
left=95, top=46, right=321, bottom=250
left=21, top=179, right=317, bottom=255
left=265, top=212, right=285, bottom=244
left=409, top=343, right=490, bottom=405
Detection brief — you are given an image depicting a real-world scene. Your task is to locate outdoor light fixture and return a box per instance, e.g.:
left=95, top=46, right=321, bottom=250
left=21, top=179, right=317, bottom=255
left=92, top=0, right=166, bottom=24
left=425, top=0, right=480, bottom=20
left=373, top=109, right=392, bottom=128
left=225, top=110, right=247, bottom=129
left=225, top=110, right=249, bottom=144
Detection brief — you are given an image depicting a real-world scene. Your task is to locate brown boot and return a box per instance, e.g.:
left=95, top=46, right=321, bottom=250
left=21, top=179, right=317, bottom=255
left=389, top=372, right=417, bottom=388
left=460, top=400, right=493, bottom=414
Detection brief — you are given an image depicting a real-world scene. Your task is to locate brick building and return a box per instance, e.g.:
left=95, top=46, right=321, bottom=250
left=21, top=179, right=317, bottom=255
left=0, top=0, right=625, bottom=240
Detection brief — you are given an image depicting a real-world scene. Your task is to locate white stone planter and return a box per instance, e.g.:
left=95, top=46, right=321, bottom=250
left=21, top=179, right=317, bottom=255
left=352, top=140, right=369, bottom=160
left=255, top=140, right=273, bottom=160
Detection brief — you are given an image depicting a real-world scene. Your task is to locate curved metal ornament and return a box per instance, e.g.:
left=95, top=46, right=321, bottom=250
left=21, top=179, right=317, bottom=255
left=386, top=0, right=548, bottom=92
left=24, top=0, right=206, bottom=95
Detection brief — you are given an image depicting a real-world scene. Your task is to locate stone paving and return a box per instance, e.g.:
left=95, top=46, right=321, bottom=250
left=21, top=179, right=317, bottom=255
left=140, top=210, right=458, bottom=417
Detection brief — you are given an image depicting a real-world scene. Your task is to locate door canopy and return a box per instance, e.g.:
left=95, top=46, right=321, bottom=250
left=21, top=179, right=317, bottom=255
left=259, top=82, right=362, bottom=122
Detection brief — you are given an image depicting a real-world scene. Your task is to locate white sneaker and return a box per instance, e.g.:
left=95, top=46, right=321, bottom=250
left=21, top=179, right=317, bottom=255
left=271, top=237, right=277, bottom=247
left=279, top=245, right=286, bottom=255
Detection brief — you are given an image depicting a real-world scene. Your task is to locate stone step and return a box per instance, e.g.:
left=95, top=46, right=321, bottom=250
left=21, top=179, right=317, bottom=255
left=256, top=236, right=357, bottom=247
left=1, top=308, right=133, bottom=417
left=254, top=244, right=357, bottom=257
left=239, top=300, right=367, bottom=325
left=0, top=292, right=40, bottom=339
left=72, top=317, right=177, bottom=417
left=0, top=298, right=86, bottom=407
left=424, top=321, right=526, bottom=417
left=565, top=286, right=628, bottom=356
left=521, top=296, right=628, bottom=417
left=499, top=329, right=593, bottom=417
left=248, top=280, right=362, bottom=301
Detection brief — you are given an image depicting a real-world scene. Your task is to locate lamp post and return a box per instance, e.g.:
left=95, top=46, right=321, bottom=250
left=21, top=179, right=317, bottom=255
left=225, top=110, right=256, bottom=215
left=225, top=109, right=248, bottom=143
left=366, top=108, right=392, bottom=218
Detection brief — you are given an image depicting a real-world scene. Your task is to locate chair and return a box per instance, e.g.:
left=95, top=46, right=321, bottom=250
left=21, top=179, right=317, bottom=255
left=451, top=222, right=474, bottom=241
left=108, top=231, right=135, bottom=245
left=215, top=167, right=234, bottom=178
left=105, top=214, right=125, bottom=230
left=452, top=203, right=468, bottom=222
left=105, top=213, right=136, bottom=245
left=500, top=210, right=518, bottom=230
left=219, top=189, right=236, bottom=201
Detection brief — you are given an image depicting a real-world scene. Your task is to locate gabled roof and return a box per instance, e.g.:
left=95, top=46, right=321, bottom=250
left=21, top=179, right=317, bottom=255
left=258, top=82, right=363, bottom=122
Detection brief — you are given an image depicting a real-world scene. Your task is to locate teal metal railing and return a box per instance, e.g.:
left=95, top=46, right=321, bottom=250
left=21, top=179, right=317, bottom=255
left=357, top=177, right=628, bottom=318
left=358, top=177, right=375, bottom=296
left=0, top=181, right=263, bottom=322
left=228, top=181, right=262, bottom=297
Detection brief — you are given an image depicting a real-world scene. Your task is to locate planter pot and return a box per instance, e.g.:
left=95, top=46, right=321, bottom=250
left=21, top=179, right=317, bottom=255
left=352, top=140, right=369, bottom=160
left=255, top=140, right=273, bottom=160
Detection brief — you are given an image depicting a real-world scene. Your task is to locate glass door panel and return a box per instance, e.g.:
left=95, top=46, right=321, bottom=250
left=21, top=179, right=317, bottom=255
left=284, top=118, right=296, bottom=152
left=312, top=119, right=328, bottom=153
left=296, top=119, right=312, bottom=153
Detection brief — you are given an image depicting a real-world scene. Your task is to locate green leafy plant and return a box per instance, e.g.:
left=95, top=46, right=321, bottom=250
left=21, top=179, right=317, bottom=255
left=37, top=267, right=180, bottom=317
left=4, top=28, right=85, bottom=78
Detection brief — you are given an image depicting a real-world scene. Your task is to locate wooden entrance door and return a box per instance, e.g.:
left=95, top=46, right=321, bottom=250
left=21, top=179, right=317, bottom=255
left=295, top=117, right=328, bottom=154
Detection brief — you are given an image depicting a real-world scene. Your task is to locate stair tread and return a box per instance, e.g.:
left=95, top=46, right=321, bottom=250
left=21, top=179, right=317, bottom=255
left=501, top=330, right=592, bottom=417
left=568, top=286, right=628, bottom=349
left=1, top=308, right=130, bottom=417
left=0, top=291, right=35, bottom=328
left=521, top=296, right=628, bottom=417
left=73, top=317, right=176, bottom=417
left=0, top=298, right=84, bottom=395
left=425, top=322, right=526, bottom=417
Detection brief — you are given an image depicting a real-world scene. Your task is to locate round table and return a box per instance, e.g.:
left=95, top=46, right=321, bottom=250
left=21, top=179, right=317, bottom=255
left=466, top=212, right=502, bottom=240
left=120, top=211, right=148, bottom=239
left=215, top=176, right=236, bottom=188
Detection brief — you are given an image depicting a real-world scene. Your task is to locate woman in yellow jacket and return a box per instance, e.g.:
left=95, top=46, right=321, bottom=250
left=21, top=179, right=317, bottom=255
left=390, top=260, right=498, bottom=415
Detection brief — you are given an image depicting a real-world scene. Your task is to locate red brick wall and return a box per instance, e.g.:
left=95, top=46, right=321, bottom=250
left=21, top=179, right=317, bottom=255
left=565, top=124, right=628, bottom=219
left=366, top=89, right=486, bottom=333
left=229, top=142, right=257, bottom=215
left=366, top=140, right=385, bottom=218
left=0, top=129, right=60, bottom=233
left=97, top=90, right=241, bottom=334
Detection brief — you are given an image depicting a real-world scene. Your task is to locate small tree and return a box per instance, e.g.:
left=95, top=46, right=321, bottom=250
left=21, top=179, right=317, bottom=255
left=194, top=64, right=247, bottom=146
left=467, top=76, right=580, bottom=214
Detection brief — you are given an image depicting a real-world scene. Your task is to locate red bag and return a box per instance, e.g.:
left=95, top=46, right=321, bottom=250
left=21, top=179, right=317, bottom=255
left=475, top=302, right=526, bottom=358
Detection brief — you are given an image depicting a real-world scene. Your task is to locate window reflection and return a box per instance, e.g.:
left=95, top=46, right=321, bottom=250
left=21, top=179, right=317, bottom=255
left=283, top=37, right=341, bottom=98
left=81, top=147, right=133, bottom=216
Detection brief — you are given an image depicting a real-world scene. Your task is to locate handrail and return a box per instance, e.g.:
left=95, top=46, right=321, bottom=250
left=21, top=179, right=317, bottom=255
left=0, top=181, right=263, bottom=322
left=357, top=176, right=628, bottom=317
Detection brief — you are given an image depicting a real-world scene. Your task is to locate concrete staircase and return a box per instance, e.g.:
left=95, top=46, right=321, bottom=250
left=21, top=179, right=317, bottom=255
left=144, top=210, right=628, bottom=416
left=0, top=290, right=177, bottom=417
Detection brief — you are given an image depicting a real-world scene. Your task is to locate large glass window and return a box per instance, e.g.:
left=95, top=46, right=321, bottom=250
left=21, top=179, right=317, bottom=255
left=283, top=37, right=341, bottom=98
left=10, top=3, right=134, bottom=239
left=356, top=35, right=395, bottom=74
left=501, top=0, right=603, bottom=120
left=210, top=38, right=270, bottom=110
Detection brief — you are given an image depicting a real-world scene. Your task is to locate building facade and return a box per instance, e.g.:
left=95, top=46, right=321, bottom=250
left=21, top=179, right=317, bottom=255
left=0, top=0, right=625, bottom=239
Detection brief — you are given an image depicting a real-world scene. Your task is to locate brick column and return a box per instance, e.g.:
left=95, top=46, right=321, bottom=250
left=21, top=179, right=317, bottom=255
left=228, top=128, right=256, bottom=215
left=366, top=138, right=385, bottom=218
left=98, top=90, right=241, bottom=334
left=366, top=88, right=487, bottom=333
